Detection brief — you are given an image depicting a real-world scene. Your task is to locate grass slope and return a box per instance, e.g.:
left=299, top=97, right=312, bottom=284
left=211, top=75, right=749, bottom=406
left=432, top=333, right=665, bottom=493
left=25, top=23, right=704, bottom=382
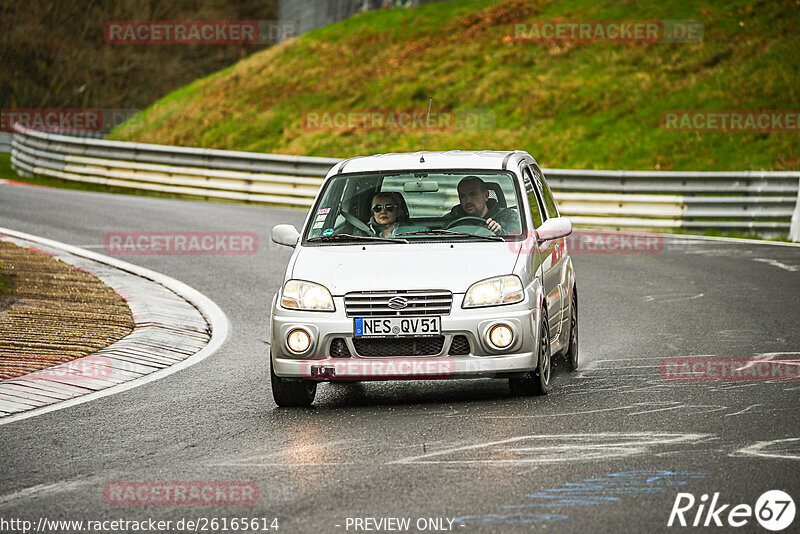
left=111, top=0, right=800, bottom=171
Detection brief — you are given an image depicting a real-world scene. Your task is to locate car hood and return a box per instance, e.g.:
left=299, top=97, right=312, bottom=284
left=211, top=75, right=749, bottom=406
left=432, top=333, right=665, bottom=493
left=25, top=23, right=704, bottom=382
left=290, top=241, right=521, bottom=295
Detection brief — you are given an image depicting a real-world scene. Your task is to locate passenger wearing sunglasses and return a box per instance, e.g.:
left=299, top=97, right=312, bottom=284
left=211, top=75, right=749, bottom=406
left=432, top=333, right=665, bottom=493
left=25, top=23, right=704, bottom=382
left=369, top=192, right=411, bottom=238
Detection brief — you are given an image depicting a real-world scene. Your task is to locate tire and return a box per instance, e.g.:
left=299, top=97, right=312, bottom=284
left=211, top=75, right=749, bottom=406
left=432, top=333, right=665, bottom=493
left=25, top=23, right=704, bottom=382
left=509, top=309, right=551, bottom=396
left=270, top=355, right=316, bottom=407
left=564, top=288, right=579, bottom=371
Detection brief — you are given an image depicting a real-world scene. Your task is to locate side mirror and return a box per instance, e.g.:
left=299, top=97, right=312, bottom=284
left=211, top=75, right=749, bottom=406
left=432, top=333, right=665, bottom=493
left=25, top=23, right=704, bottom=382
left=272, top=224, right=300, bottom=248
left=535, top=217, right=572, bottom=243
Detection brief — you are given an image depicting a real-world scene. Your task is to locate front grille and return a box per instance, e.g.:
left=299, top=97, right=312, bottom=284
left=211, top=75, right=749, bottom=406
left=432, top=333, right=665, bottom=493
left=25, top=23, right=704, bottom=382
left=330, top=338, right=351, bottom=357
left=353, top=336, right=445, bottom=357
left=345, top=290, right=452, bottom=317
left=449, top=335, right=471, bottom=355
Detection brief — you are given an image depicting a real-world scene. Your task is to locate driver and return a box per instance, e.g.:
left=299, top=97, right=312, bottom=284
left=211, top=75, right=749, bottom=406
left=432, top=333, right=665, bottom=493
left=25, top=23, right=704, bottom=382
left=442, top=176, right=521, bottom=235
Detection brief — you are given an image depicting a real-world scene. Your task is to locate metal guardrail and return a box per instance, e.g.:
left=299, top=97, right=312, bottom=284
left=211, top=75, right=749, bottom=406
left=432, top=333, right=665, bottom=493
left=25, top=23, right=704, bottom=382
left=11, top=125, right=336, bottom=207
left=2, top=130, right=106, bottom=153
left=10, top=124, right=800, bottom=240
left=0, top=132, right=12, bottom=153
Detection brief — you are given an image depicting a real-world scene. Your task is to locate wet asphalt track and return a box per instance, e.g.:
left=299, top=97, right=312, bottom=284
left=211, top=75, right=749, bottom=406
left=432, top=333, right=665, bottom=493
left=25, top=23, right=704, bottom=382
left=0, top=184, right=798, bottom=533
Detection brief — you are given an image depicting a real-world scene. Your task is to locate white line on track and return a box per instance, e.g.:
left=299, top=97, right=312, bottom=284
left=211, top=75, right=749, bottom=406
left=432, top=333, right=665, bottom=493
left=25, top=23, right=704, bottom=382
left=732, top=438, right=800, bottom=460
left=448, top=402, right=729, bottom=418
left=753, top=258, right=799, bottom=272
left=585, top=365, right=663, bottom=370
left=0, top=479, right=93, bottom=505
left=725, top=404, right=762, bottom=417
left=390, top=432, right=713, bottom=465
left=756, top=351, right=800, bottom=357
left=644, top=293, right=704, bottom=303
left=628, top=404, right=728, bottom=416
left=589, top=355, right=717, bottom=363
left=449, top=405, right=639, bottom=418
left=665, top=233, right=800, bottom=248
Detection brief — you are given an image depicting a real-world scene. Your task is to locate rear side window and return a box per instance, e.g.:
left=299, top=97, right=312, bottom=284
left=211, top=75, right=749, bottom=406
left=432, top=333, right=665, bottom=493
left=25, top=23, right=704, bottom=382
left=533, top=165, right=559, bottom=218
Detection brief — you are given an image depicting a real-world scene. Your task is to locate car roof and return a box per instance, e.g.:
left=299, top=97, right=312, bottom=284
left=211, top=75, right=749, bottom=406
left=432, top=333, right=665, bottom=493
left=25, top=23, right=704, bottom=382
left=329, top=150, right=536, bottom=176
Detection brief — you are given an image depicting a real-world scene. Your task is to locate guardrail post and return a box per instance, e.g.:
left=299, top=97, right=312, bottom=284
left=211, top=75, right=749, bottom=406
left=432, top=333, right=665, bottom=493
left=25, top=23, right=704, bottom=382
left=0, top=132, right=12, bottom=153
left=9, top=127, right=20, bottom=175
left=790, top=177, right=800, bottom=242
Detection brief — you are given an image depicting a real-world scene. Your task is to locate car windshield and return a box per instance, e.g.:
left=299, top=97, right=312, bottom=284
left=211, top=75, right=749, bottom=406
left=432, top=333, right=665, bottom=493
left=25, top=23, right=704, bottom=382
left=304, top=170, right=525, bottom=243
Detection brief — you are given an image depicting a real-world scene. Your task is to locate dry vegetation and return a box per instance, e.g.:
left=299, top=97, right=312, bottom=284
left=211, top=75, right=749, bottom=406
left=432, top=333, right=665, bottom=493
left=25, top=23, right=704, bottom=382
left=0, top=241, right=134, bottom=379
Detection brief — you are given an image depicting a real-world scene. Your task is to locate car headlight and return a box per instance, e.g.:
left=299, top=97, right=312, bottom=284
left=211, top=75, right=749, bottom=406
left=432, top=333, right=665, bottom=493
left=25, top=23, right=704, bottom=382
left=463, top=275, right=524, bottom=308
left=281, top=280, right=335, bottom=311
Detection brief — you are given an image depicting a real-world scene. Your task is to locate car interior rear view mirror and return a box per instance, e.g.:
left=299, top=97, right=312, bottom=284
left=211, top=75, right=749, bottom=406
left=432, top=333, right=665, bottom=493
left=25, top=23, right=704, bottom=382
left=404, top=181, right=439, bottom=192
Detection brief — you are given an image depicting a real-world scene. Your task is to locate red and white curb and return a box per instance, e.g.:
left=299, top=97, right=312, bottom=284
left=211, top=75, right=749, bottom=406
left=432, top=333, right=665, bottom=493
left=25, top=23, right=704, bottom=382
left=0, top=179, right=45, bottom=187
left=0, top=227, right=229, bottom=425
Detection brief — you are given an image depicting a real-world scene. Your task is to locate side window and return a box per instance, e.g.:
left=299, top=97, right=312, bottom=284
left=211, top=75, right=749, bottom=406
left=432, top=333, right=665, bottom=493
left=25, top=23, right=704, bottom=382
left=533, top=164, right=559, bottom=218
left=522, top=166, right=545, bottom=228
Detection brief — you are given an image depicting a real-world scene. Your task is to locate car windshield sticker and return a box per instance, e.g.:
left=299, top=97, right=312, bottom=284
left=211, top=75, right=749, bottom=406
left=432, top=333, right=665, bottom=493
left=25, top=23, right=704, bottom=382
left=317, top=208, right=331, bottom=215
left=322, top=228, right=334, bottom=236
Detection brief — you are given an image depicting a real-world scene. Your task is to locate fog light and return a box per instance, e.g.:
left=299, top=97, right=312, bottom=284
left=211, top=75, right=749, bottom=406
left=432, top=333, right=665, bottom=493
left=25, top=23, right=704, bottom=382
left=488, top=324, right=513, bottom=349
left=287, top=328, right=311, bottom=354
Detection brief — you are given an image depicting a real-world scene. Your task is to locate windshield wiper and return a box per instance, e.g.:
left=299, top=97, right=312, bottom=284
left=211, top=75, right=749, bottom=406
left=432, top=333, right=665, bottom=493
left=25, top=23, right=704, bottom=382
left=307, top=233, right=408, bottom=244
left=395, top=229, right=504, bottom=242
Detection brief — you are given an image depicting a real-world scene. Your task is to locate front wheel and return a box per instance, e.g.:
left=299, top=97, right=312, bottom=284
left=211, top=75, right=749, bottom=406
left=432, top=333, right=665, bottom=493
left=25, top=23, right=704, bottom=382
left=270, top=356, right=316, bottom=407
left=509, top=309, right=551, bottom=396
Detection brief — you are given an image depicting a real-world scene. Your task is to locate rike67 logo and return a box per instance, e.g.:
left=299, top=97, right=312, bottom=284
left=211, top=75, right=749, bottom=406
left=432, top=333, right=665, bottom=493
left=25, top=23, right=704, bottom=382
left=668, top=490, right=795, bottom=531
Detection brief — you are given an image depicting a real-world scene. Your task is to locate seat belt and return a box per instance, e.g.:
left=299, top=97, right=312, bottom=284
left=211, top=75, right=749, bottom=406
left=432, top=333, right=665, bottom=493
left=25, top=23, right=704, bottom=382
left=340, top=210, right=373, bottom=235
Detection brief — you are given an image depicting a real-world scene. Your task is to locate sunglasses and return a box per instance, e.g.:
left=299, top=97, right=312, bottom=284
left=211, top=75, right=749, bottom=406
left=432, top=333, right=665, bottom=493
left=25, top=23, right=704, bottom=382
left=372, top=204, right=397, bottom=213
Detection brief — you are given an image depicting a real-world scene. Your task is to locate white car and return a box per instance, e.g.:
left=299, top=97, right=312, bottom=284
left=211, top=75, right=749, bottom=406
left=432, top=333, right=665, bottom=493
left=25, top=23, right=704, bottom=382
left=269, top=150, right=577, bottom=406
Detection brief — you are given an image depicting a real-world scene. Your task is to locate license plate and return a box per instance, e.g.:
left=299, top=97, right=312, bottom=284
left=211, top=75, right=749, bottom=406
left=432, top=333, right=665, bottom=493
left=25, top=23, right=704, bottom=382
left=354, top=316, right=441, bottom=337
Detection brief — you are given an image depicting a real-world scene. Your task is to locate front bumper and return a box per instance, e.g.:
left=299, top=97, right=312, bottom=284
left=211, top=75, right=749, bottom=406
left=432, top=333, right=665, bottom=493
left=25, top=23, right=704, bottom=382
left=270, top=294, right=541, bottom=381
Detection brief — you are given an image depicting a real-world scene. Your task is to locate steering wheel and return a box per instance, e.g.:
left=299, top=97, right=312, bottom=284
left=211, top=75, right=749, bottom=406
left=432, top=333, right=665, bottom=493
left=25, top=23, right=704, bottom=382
left=444, top=216, right=488, bottom=230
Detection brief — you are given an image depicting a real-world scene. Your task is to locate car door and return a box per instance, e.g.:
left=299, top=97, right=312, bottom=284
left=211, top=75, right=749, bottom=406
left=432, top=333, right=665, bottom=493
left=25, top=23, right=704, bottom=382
left=530, top=163, right=567, bottom=343
left=520, top=164, right=559, bottom=344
